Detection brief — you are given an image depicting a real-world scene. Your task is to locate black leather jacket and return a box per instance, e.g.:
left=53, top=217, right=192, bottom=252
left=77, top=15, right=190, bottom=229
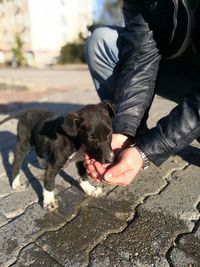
left=112, top=0, right=200, bottom=166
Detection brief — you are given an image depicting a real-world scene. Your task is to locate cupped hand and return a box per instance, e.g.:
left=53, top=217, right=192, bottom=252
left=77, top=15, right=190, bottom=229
left=84, top=134, right=144, bottom=186
left=83, top=133, right=131, bottom=181
left=100, top=146, right=144, bottom=186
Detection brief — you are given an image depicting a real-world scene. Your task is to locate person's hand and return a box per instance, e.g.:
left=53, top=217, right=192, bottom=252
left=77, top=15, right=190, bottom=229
left=100, top=146, right=144, bottom=185
left=88, top=146, right=144, bottom=186
left=84, top=134, right=144, bottom=186
left=111, top=133, right=132, bottom=155
left=83, top=133, right=132, bottom=181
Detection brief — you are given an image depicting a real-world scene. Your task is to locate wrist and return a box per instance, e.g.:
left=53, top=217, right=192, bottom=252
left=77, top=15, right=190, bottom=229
left=129, top=144, right=150, bottom=170
left=112, top=133, right=133, bottom=149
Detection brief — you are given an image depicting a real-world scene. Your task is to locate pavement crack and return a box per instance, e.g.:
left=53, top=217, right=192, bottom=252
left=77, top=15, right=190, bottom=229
left=8, top=242, right=34, bottom=267
left=144, top=163, right=189, bottom=199
left=166, top=202, right=200, bottom=266
left=35, top=208, right=82, bottom=243
left=35, top=243, right=65, bottom=267
left=8, top=242, right=64, bottom=267
left=78, top=206, right=128, bottom=267
left=162, top=162, right=189, bottom=182
left=8, top=207, right=80, bottom=267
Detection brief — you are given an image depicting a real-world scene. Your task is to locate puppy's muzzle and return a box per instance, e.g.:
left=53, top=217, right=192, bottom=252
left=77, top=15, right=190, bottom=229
left=104, top=151, right=115, bottom=163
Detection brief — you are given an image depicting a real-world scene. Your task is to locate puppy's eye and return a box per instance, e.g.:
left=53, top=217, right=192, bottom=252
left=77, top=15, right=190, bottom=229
left=88, top=136, right=99, bottom=142
left=88, top=136, right=94, bottom=141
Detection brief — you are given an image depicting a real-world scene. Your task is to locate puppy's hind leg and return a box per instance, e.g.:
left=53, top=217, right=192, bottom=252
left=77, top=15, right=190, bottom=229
left=12, top=121, right=31, bottom=190
left=43, top=163, right=62, bottom=211
left=12, top=140, right=30, bottom=191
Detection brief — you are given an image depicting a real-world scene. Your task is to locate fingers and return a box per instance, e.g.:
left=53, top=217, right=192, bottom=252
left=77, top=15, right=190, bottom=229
left=83, top=147, right=141, bottom=186
left=84, top=153, right=90, bottom=160
left=103, top=159, right=127, bottom=181
left=84, top=162, right=95, bottom=172
left=103, top=169, right=137, bottom=186
left=84, top=158, right=105, bottom=182
left=94, top=161, right=106, bottom=176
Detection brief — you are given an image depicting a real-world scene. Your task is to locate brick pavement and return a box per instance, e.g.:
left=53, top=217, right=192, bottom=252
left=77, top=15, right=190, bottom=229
left=0, top=68, right=199, bottom=267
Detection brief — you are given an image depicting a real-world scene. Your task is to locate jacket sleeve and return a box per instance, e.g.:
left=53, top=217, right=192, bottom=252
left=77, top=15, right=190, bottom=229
left=136, top=91, right=200, bottom=166
left=112, top=0, right=161, bottom=137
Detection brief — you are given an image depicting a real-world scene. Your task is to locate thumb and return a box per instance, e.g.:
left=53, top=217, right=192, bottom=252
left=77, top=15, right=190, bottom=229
left=103, top=159, right=127, bottom=181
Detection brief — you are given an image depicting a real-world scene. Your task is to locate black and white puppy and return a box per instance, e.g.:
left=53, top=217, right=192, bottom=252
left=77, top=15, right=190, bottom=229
left=0, top=101, right=114, bottom=210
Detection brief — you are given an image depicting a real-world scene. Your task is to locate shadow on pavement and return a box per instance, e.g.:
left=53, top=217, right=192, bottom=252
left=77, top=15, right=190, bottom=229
left=0, top=101, right=83, bottom=115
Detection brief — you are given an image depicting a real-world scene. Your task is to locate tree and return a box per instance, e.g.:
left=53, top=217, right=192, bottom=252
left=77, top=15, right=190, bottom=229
left=12, top=33, right=26, bottom=67
left=59, top=42, right=85, bottom=64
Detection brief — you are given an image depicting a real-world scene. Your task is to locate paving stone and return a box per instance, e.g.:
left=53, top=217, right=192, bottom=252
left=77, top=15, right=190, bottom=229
left=0, top=147, right=33, bottom=179
left=26, top=163, right=74, bottom=190
left=0, top=187, right=85, bottom=267
left=87, top=156, right=197, bottom=266
left=0, top=161, right=83, bottom=218
left=0, top=147, right=14, bottom=179
left=88, top=208, right=186, bottom=267
left=0, top=176, right=13, bottom=198
left=110, top=162, right=200, bottom=266
left=169, top=247, right=200, bottom=267
left=0, top=205, right=61, bottom=267
left=86, top=155, right=188, bottom=223
left=37, top=207, right=126, bottom=267
left=11, top=243, right=62, bottom=267
left=169, top=221, right=200, bottom=266
left=0, top=213, right=9, bottom=228
left=0, top=179, right=44, bottom=219
left=177, top=221, right=200, bottom=258
left=141, top=164, right=200, bottom=229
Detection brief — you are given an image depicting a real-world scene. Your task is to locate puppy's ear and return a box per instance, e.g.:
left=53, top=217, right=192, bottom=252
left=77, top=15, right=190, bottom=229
left=62, top=113, right=83, bottom=136
left=101, top=100, right=115, bottom=118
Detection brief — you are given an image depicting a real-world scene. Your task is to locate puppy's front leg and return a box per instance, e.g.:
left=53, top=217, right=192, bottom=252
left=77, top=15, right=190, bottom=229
left=43, top=163, right=60, bottom=211
left=76, top=161, right=104, bottom=197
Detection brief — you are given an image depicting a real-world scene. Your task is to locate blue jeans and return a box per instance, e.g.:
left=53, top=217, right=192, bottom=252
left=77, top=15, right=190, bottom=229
left=85, top=26, right=123, bottom=101
left=85, top=26, right=200, bottom=104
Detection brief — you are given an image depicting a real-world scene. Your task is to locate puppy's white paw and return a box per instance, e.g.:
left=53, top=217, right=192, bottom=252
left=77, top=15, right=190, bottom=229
left=12, top=175, right=28, bottom=191
left=43, top=199, right=58, bottom=211
left=80, top=180, right=104, bottom=197
left=89, top=187, right=104, bottom=197
left=43, top=189, right=58, bottom=211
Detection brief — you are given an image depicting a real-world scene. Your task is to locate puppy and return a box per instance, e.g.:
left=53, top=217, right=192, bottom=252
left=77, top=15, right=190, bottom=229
left=0, top=101, right=114, bottom=210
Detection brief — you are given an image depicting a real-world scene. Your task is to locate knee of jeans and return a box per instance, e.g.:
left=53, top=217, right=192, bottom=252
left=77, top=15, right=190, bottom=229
left=85, top=27, right=113, bottom=65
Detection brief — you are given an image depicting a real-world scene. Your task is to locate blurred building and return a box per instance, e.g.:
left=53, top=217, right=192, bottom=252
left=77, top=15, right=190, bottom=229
left=0, top=0, right=94, bottom=66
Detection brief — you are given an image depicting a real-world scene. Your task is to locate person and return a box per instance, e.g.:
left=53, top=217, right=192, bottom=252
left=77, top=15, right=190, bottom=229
left=84, top=0, right=200, bottom=186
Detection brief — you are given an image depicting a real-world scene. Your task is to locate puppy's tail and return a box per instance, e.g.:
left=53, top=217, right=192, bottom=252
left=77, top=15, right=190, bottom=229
left=0, top=114, right=20, bottom=125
